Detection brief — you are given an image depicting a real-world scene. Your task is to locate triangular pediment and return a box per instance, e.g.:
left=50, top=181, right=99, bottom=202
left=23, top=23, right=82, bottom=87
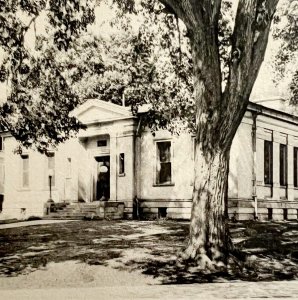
left=71, top=99, right=133, bottom=124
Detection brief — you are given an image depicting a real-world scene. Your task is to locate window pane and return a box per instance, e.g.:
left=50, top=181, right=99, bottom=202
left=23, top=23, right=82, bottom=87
left=280, top=144, right=287, bottom=186
left=66, top=158, right=72, bottom=178
left=21, top=155, right=29, bottom=187
left=48, top=153, right=55, bottom=186
left=294, top=148, right=298, bottom=188
left=159, top=162, right=171, bottom=184
left=119, top=153, right=125, bottom=174
left=97, top=140, right=107, bottom=147
left=158, top=142, right=171, bottom=162
left=157, top=142, right=172, bottom=184
left=264, top=141, right=273, bottom=185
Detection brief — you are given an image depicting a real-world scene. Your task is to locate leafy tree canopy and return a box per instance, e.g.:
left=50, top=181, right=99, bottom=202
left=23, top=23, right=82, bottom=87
left=273, top=0, right=298, bottom=105
left=0, top=0, right=234, bottom=152
left=0, top=0, right=296, bottom=152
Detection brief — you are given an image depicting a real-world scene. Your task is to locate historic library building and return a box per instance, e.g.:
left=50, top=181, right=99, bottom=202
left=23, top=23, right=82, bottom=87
left=1, top=98, right=298, bottom=221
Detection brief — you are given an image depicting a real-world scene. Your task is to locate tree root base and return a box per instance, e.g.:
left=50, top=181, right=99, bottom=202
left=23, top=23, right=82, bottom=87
left=176, top=244, right=247, bottom=276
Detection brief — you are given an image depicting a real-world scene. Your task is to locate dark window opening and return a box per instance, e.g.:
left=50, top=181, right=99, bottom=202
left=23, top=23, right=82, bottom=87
left=156, top=141, right=172, bottom=184
left=268, top=208, right=273, bottom=220
left=119, top=153, right=125, bottom=175
left=283, top=208, right=288, bottom=220
left=280, top=144, right=288, bottom=186
left=0, top=137, right=3, bottom=151
left=97, top=140, right=107, bottom=147
left=264, top=140, right=273, bottom=185
left=0, top=194, right=3, bottom=212
left=158, top=207, right=167, bottom=218
left=294, top=147, right=298, bottom=188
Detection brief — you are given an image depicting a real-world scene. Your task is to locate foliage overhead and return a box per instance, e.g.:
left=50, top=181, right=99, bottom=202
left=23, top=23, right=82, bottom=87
left=273, top=0, right=298, bottom=105
left=0, top=0, right=296, bottom=152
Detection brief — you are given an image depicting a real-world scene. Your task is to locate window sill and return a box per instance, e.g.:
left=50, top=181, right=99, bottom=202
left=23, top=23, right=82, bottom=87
left=153, top=183, right=175, bottom=187
left=118, top=173, right=125, bottom=177
left=264, top=184, right=273, bottom=187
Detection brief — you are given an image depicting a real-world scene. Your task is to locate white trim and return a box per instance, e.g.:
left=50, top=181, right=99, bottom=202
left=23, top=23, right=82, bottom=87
left=71, top=99, right=132, bottom=118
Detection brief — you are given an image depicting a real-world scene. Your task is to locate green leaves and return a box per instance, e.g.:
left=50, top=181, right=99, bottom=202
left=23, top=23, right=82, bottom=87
left=48, top=0, right=95, bottom=50
left=273, top=0, right=298, bottom=105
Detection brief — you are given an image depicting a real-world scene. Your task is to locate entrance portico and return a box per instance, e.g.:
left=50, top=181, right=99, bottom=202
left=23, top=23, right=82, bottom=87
left=72, top=99, right=137, bottom=218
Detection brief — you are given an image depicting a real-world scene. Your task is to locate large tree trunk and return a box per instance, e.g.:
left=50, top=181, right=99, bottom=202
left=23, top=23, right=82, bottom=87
left=159, top=0, right=280, bottom=270
left=184, top=145, right=230, bottom=269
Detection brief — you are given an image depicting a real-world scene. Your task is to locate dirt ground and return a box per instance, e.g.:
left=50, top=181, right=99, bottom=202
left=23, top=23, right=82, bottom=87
left=0, top=219, right=298, bottom=295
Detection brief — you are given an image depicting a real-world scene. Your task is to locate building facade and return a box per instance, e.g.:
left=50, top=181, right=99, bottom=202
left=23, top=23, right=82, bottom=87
left=1, top=99, right=298, bottom=221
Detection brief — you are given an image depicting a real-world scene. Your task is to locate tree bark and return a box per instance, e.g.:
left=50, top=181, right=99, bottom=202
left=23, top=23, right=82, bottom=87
left=159, top=0, right=280, bottom=270
left=183, top=146, right=230, bottom=269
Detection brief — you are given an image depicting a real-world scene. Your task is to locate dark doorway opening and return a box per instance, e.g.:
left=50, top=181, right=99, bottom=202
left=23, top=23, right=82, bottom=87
left=95, top=156, right=110, bottom=201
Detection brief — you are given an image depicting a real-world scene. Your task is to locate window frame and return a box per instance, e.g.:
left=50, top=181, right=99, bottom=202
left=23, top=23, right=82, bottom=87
left=118, top=153, right=125, bottom=176
left=46, top=152, right=56, bottom=187
left=155, top=140, right=173, bottom=186
left=21, top=154, right=29, bottom=189
left=264, top=140, right=273, bottom=185
left=97, top=140, right=107, bottom=147
left=294, top=147, right=298, bottom=188
left=279, top=143, right=288, bottom=187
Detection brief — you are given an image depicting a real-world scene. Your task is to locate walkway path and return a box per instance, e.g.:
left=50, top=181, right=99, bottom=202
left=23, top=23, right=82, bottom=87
left=1, top=281, right=298, bottom=299
left=0, top=219, right=77, bottom=230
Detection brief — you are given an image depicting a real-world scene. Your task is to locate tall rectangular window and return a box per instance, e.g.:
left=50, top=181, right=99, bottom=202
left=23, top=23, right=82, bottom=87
left=0, top=137, right=3, bottom=151
left=264, top=140, right=273, bottom=185
left=280, top=144, right=287, bottom=186
left=21, top=154, right=29, bottom=188
left=66, top=157, right=72, bottom=178
left=47, top=153, right=55, bottom=186
left=294, top=147, right=298, bottom=188
left=156, top=141, right=172, bottom=185
left=119, top=153, right=125, bottom=175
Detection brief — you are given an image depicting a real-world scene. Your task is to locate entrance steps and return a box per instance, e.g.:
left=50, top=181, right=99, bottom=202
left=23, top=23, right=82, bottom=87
left=44, top=201, right=125, bottom=220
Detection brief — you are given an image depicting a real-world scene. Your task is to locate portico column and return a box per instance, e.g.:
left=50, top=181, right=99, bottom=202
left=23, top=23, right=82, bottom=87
left=109, top=132, right=117, bottom=201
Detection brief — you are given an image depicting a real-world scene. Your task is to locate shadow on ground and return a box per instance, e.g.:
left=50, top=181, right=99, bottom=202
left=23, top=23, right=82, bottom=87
left=0, top=220, right=297, bottom=284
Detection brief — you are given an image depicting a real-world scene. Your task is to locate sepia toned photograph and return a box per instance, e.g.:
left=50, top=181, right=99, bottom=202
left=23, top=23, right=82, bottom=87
left=0, top=0, right=298, bottom=299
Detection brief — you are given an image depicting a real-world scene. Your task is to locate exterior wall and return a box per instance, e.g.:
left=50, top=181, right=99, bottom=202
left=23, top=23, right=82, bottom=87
left=2, top=136, right=84, bottom=219
left=136, top=130, right=193, bottom=219
left=137, top=124, right=254, bottom=220
left=138, top=108, right=298, bottom=221
left=229, top=108, right=298, bottom=221
left=0, top=109, right=137, bottom=220
left=252, top=113, right=298, bottom=220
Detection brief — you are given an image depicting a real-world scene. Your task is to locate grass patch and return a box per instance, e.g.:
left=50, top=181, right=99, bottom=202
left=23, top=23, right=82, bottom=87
left=0, top=220, right=297, bottom=283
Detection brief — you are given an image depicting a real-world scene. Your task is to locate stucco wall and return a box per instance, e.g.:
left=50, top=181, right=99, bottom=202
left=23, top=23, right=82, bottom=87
left=2, top=136, right=84, bottom=219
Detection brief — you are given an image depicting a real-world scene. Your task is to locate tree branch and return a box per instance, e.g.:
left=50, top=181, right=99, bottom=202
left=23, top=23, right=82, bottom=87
left=159, top=0, right=222, bottom=29
left=221, top=0, right=279, bottom=146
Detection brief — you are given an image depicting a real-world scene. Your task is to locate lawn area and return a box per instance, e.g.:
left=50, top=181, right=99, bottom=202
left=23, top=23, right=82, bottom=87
left=0, top=220, right=298, bottom=285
